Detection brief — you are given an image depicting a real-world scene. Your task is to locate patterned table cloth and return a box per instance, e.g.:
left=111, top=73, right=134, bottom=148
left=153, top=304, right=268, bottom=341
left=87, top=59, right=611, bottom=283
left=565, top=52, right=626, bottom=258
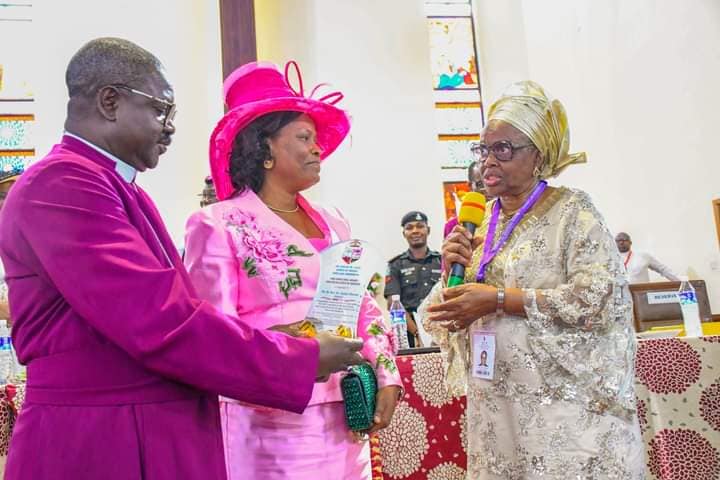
left=379, top=337, right=720, bottom=480
left=0, top=381, right=25, bottom=465
left=378, top=354, right=467, bottom=480
left=1, top=338, right=717, bottom=479
left=635, top=336, right=720, bottom=480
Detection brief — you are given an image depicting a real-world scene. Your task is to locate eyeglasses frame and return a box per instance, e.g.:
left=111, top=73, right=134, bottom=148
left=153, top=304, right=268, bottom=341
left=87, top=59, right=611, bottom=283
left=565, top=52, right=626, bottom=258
left=470, top=140, right=535, bottom=162
left=108, top=84, right=177, bottom=129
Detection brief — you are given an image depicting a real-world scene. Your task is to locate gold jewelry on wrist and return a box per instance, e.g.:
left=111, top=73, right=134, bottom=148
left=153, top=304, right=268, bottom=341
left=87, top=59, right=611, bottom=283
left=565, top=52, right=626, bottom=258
left=496, top=287, right=505, bottom=316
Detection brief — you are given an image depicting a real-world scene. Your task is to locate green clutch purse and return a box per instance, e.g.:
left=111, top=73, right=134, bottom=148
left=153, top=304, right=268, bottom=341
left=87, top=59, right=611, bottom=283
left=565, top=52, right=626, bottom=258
left=341, top=363, right=378, bottom=431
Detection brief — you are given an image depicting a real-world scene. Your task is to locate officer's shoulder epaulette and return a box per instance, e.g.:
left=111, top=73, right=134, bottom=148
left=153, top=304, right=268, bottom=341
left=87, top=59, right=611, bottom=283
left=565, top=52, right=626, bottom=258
left=388, top=251, right=409, bottom=264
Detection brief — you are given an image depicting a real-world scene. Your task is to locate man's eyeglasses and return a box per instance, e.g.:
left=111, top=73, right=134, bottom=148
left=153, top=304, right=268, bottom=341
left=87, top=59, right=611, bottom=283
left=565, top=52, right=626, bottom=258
left=111, top=84, right=177, bottom=129
left=470, top=140, right=535, bottom=162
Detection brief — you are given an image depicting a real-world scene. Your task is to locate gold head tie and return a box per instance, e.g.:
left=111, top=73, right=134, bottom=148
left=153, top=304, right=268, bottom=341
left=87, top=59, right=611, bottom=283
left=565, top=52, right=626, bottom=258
left=487, top=80, right=586, bottom=178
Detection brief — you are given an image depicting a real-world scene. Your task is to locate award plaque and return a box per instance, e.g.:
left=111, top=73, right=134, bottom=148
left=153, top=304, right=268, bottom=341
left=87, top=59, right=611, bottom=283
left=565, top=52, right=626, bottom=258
left=306, top=239, right=382, bottom=337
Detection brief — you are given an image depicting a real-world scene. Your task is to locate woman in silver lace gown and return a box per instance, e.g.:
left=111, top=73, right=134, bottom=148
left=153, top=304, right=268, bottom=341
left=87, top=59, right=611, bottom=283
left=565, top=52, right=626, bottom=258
left=422, top=81, right=644, bottom=479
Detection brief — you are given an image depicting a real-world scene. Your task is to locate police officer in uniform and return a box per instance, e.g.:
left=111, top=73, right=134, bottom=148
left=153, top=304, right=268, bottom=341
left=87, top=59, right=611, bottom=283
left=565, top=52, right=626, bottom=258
left=385, top=211, right=442, bottom=348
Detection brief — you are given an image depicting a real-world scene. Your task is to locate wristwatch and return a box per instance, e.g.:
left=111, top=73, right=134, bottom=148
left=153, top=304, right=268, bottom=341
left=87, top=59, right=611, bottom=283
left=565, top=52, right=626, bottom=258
left=496, top=287, right=505, bottom=316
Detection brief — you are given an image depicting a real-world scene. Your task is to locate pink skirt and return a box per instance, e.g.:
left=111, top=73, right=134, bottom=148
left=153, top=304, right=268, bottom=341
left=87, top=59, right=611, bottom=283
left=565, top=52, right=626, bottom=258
left=221, top=400, right=371, bottom=480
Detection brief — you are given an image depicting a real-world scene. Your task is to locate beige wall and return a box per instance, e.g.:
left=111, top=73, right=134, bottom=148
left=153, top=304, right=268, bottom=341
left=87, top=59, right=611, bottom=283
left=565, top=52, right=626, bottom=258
left=21, top=0, right=720, bottom=311
left=473, top=0, right=720, bottom=310
left=255, top=0, right=445, bottom=262
left=256, top=0, right=720, bottom=311
left=27, top=0, right=223, bottom=245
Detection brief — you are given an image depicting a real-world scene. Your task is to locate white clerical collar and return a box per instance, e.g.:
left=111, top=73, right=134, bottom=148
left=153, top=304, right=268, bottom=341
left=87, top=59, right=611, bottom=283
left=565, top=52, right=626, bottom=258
left=64, top=131, right=137, bottom=183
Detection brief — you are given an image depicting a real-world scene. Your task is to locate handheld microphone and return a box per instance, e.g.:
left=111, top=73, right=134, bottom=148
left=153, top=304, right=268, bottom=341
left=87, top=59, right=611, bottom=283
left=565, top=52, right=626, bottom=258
left=447, top=192, right=486, bottom=287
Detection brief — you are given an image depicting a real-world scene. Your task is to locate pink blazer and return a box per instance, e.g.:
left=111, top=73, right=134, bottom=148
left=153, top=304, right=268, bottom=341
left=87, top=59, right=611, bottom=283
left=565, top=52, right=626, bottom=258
left=184, top=190, right=401, bottom=405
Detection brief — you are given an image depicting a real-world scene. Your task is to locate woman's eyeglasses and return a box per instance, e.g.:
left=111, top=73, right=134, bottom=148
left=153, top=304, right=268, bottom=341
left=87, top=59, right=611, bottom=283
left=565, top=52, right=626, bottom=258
left=110, top=84, right=177, bottom=129
left=470, top=140, right=535, bottom=162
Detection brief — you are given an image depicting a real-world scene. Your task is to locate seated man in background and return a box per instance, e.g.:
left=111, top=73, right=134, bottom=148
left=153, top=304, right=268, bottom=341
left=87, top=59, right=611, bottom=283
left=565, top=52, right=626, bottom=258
left=386, top=211, right=441, bottom=347
left=615, top=231, right=679, bottom=283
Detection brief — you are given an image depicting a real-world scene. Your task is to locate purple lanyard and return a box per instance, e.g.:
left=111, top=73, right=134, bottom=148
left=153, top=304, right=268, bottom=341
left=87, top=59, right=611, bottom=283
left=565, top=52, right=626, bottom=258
left=475, top=181, right=548, bottom=282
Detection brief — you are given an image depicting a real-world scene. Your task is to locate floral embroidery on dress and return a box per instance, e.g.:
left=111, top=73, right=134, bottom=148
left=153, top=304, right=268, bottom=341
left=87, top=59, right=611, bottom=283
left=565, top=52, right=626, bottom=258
left=366, top=321, right=398, bottom=374
left=224, top=209, right=313, bottom=298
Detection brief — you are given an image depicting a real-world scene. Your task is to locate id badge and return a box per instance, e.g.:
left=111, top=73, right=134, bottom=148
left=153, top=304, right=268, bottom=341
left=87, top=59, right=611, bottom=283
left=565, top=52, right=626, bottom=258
left=472, top=332, right=496, bottom=380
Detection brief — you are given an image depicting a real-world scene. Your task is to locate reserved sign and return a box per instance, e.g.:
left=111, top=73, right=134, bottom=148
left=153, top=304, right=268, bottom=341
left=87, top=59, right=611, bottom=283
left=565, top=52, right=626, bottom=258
left=646, top=291, right=679, bottom=305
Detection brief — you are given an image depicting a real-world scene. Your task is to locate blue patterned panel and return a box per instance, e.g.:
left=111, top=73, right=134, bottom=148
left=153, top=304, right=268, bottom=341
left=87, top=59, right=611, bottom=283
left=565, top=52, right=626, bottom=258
left=437, top=135, right=479, bottom=169
left=0, top=115, right=33, bottom=150
left=0, top=155, right=29, bottom=177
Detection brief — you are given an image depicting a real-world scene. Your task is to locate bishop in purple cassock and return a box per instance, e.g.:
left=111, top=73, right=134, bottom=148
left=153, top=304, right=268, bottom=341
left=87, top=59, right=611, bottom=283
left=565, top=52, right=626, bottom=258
left=0, top=38, right=362, bottom=479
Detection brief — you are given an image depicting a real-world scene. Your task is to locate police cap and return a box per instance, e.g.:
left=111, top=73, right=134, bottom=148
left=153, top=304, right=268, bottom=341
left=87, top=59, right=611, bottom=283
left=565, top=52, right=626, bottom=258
left=401, top=211, right=428, bottom=227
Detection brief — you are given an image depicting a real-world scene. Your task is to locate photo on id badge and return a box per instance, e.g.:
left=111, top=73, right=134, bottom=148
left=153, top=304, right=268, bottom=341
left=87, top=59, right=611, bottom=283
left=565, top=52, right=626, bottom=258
left=472, top=332, right=496, bottom=380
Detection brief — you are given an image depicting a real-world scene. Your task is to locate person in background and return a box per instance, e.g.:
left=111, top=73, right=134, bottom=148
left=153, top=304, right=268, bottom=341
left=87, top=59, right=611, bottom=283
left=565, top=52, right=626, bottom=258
left=385, top=211, right=442, bottom=347
left=615, top=231, right=679, bottom=283
left=184, top=60, right=400, bottom=480
left=0, top=168, right=21, bottom=211
left=179, top=176, right=220, bottom=259
left=0, top=164, right=23, bottom=323
left=199, top=175, right=218, bottom=207
left=422, top=80, right=643, bottom=478
left=0, top=38, right=363, bottom=480
left=444, top=160, right=485, bottom=238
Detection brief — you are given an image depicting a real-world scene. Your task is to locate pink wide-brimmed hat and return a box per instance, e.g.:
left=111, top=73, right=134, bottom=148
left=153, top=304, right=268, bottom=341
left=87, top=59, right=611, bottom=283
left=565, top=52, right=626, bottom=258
left=209, top=60, right=351, bottom=201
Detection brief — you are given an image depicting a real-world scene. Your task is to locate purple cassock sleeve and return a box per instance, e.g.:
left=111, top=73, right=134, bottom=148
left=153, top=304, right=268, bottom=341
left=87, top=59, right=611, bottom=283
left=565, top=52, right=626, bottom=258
left=10, top=159, right=319, bottom=413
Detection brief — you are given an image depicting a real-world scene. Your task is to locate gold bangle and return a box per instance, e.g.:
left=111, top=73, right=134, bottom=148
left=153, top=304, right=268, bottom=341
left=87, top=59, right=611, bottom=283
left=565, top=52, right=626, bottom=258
left=496, top=287, right=505, bottom=316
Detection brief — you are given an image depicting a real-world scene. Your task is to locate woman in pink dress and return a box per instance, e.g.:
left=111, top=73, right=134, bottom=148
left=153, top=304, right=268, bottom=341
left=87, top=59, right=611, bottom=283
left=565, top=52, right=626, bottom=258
left=184, top=61, right=402, bottom=480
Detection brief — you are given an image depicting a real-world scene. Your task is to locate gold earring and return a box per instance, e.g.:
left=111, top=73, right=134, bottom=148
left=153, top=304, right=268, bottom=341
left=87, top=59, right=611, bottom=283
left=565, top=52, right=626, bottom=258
left=533, top=165, right=541, bottom=177
left=264, top=159, right=274, bottom=169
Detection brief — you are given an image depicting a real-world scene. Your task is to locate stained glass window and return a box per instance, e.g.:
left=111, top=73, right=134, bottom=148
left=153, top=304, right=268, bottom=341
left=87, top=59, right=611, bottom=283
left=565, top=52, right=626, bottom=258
left=435, top=135, right=479, bottom=169
left=424, top=3, right=483, bottom=164
left=424, top=0, right=483, bottom=219
left=1, top=3, right=35, bottom=172
left=0, top=3, right=34, bottom=99
left=428, top=17, right=478, bottom=90
left=0, top=115, right=34, bottom=150
left=434, top=103, right=483, bottom=135
left=0, top=153, right=32, bottom=177
left=424, top=3, right=472, bottom=19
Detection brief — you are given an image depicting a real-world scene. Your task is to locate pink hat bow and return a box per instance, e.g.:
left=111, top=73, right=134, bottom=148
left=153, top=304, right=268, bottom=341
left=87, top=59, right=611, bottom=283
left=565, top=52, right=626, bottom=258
left=209, top=60, right=351, bottom=201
